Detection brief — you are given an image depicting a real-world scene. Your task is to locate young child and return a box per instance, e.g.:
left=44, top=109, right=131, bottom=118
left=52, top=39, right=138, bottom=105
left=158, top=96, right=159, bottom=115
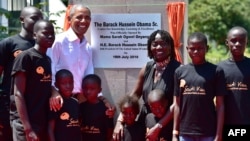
left=146, top=89, right=171, bottom=141
left=11, top=19, right=55, bottom=141
left=172, top=32, right=226, bottom=141
left=48, top=69, right=81, bottom=141
left=118, top=95, right=145, bottom=141
left=79, top=74, right=113, bottom=141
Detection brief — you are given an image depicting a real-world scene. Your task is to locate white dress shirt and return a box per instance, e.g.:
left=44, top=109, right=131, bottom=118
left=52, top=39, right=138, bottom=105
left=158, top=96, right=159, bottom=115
left=47, top=27, right=94, bottom=94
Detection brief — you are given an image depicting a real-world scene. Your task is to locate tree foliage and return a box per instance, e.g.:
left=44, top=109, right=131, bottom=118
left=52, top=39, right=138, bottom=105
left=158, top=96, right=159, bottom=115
left=188, top=0, right=250, bottom=46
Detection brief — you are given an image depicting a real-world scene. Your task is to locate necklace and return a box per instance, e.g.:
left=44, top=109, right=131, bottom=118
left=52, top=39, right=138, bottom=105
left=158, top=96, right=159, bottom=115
left=154, top=57, right=170, bottom=82
left=155, top=56, right=170, bottom=71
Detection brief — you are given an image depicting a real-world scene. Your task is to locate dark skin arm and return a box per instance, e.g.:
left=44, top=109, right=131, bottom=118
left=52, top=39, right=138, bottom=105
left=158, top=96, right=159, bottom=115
left=146, top=104, right=175, bottom=141
left=14, top=71, right=39, bottom=141
left=214, top=96, right=224, bottom=141
left=113, top=65, right=146, bottom=141
left=49, top=86, right=63, bottom=112
left=130, top=65, right=146, bottom=98
left=99, top=95, right=116, bottom=118
left=48, top=119, right=56, bottom=141
left=172, top=96, right=180, bottom=141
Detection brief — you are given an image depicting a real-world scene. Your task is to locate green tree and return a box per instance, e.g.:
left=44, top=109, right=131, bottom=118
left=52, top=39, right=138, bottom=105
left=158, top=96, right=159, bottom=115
left=0, top=2, right=64, bottom=40
left=188, top=0, right=250, bottom=63
left=189, top=0, right=250, bottom=45
left=0, top=8, right=11, bottom=39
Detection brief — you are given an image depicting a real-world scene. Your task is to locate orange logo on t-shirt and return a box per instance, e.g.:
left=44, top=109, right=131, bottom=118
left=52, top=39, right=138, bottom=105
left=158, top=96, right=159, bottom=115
left=13, top=50, right=22, bottom=57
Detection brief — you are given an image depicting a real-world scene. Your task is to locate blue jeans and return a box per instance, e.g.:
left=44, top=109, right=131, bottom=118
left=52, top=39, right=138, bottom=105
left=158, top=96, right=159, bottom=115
left=179, top=135, right=214, bottom=141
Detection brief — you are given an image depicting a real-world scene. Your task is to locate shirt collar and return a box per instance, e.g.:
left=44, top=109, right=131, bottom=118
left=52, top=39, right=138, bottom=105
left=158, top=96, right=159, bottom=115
left=67, top=27, right=85, bottom=42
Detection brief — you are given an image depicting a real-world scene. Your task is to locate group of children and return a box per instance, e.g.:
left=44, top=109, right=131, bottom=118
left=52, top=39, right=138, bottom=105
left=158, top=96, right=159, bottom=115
left=48, top=69, right=113, bottom=141
left=49, top=68, right=172, bottom=141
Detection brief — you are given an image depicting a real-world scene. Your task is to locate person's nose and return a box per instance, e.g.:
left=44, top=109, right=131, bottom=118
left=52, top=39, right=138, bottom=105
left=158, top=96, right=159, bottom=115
left=156, top=44, right=163, bottom=49
left=235, top=41, right=241, bottom=46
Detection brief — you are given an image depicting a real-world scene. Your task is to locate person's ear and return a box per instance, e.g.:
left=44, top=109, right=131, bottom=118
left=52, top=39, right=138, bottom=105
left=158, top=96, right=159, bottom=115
left=19, top=16, right=24, bottom=24
left=54, top=82, right=58, bottom=88
left=225, top=39, right=229, bottom=46
left=33, top=32, right=37, bottom=40
left=206, top=45, right=209, bottom=53
left=67, top=16, right=71, bottom=23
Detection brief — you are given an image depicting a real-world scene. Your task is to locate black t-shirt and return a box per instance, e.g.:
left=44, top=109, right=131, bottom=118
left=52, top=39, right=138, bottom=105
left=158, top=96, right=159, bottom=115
left=0, top=34, right=35, bottom=94
left=122, top=121, right=146, bottom=141
left=79, top=100, right=114, bottom=141
left=174, top=62, right=226, bottom=136
left=146, top=113, right=172, bottom=141
left=218, top=58, right=250, bottom=125
left=11, top=47, right=51, bottom=134
left=48, top=97, right=81, bottom=141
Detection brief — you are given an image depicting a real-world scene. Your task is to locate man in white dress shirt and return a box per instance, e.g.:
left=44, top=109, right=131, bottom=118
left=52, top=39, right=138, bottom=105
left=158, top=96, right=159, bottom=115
left=48, top=4, right=115, bottom=116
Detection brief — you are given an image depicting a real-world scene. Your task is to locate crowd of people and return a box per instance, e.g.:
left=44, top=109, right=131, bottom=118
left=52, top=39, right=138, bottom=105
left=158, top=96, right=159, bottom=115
left=0, top=3, right=249, bottom=141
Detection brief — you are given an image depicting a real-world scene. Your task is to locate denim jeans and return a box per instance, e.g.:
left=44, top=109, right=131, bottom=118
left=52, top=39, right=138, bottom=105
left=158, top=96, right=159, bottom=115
left=179, top=135, right=214, bottom=141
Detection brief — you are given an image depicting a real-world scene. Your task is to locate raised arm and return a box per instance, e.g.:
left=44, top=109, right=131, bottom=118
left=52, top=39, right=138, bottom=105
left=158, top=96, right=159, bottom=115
left=49, top=86, right=63, bottom=112
left=47, top=45, right=63, bottom=112
left=130, top=65, right=146, bottom=98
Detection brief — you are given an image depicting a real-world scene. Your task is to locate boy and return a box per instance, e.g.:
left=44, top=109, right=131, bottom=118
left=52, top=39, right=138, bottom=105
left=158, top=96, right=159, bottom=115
left=0, top=6, right=43, bottom=141
left=11, top=19, right=55, bottom=141
left=217, top=26, right=250, bottom=140
left=118, top=95, right=145, bottom=141
left=146, top=89, right=171, bottom=141
left=172, top=32, right=226, bottom=141
left=79, top=74, right=113, bottom=141
left=48, top=69, right=81, bottom=141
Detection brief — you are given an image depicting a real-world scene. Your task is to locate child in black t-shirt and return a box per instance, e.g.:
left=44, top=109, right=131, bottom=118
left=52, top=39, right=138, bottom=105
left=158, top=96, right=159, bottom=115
left=11, top=20, right=55, bottom=141
left=79, top=74, right=113, bottom=141
left=146, top=89, right=171, bottom=141
left=218, top=26, right=250, bottom=141
left=48, top=69, right=81, bottom=141
left=118, top=95, right=145, bottom=141
left=172, top=32, right=226, bottom=141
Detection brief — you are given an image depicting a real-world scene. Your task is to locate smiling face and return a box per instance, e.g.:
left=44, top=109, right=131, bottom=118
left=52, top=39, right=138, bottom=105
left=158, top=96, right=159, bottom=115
left=150, top=33, right=172, bottom=62
left=69, top=6, right=91, bottom=40
left=226, top=27, right=248, bottom=61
